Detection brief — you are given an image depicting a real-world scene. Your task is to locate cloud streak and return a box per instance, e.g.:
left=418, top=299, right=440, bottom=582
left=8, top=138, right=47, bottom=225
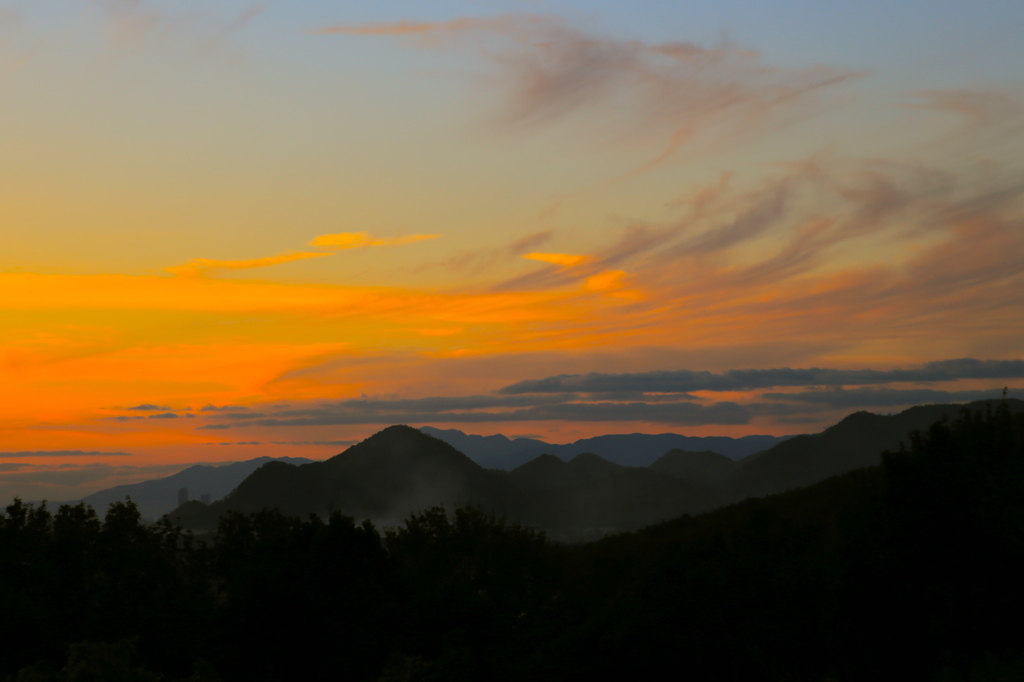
left=315, top=15, right=861, bottom=166
left=209, top=399, right=751, bottom=428
left=499, top=359, right=1024, bottom=394
left=0, top=451, right=133, bottom=458
left=165, top=251, right=330, bottom=277
left=309, top=232, right=439, bottom=249
left=759, top=386, right=1019, bottom=409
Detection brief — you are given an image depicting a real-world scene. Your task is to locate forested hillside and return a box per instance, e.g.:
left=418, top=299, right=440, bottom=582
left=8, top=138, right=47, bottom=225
left=3, top=402, right=1023, bottom=681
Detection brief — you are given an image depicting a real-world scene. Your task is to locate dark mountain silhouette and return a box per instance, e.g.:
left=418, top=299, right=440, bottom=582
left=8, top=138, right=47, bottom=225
left=80, top=456, right=313, bottom=521
left=169, top=427, right=721, bottom=533
left=418, top=426, right=547, bottom=467
left=649, top=449, right=736, bottom=484
left=726, top=398, right=1024, bottom=498
left=506, top=452, right=721, bottom=532
left=167, top=399, right=1024, bottom=534
left=421, top=427, right=789, bottom=469
left=171, top=426, right=517, bottom=529
left=7, top=401, right=1024, bottom=681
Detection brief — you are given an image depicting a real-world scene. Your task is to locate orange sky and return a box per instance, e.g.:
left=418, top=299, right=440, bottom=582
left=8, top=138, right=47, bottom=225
left=2, top=2, right=1023, bottom=502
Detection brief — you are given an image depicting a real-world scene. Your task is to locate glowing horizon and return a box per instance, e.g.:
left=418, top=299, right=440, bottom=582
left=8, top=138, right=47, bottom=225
left=2, top=1, right=1023, bottom=501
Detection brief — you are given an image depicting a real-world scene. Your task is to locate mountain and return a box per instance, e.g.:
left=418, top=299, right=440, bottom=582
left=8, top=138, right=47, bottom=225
left=649, top=449, right=737, bottom=484
left=81, top=456, right=314, bottom=521
left=168, top=399, right=1024, bottom=534
left=169, top=427, right=722, bottom=533
left=727, top=398, right=1024, bottom=498
left=417, top=426, right=547, bottom=467
left=421, top=427, right=790, bottom=469
left=171, top=426, right=517, bottom=529
left=506, top=451, right=722, bottom=534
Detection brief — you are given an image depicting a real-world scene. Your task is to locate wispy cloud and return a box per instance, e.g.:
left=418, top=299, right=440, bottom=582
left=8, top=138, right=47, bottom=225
left=203, top=396, right=751, bottom=428
left=759, top=386, right=1019, bottom=409
left=309, top=232, right=439, bottom=249
left=89, top=0, right=267, bottom=53
left=0, top=451, right=133, bottom=458
left=499, top=359, right=1024, bottom=394
left=188, top=358, right=1017, bottom=433
left=316, top=15, right=861, bottom=166
left=269, top=440, right=355, bottom=447
left=310, top=15, right=538, bottom=43
left=508, top=230, right=554, bottom=255
left=913, top=89, right=1024, bottom=127
left=164, top=251, right=330, bottom=277
left=522, top=252, right=590, bottom=268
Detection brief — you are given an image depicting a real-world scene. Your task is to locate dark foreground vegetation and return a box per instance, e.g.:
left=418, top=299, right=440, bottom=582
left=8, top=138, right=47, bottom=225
left=3, top=403, right=1024, bottom=681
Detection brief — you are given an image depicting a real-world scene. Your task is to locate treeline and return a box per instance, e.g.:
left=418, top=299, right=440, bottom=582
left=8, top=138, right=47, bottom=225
left=3, top=404, right=1024, bottom=681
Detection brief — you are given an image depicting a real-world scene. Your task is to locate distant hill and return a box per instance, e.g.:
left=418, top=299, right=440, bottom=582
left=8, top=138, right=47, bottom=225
left=81, top=456, right=314, bottom=521
left=650, top=449, right=737, bottom=484
left=417, top=427, right=548, bottom=467
left=507, top=452, right=721, bottom=534
left=169, top=426, right=723, bottom=532
left=726, top=399, right=1024, bottom=499
left=171, top=427, right=514, bottom=529
left=420, top=426, right=789, bottom=469
left=167, top=399, right=1024, bottom=533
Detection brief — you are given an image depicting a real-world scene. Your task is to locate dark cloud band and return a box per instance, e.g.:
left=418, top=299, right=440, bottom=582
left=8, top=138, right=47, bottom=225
left=498, top=359, right=1024, bottom=394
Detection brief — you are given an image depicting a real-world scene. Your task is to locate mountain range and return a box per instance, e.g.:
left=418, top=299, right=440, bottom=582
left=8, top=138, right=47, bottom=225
left=418, top=426, right=788, bottom=468
left=167, top=399, right=1024, bottom=533
left=81, top=456, right=313, bottom=521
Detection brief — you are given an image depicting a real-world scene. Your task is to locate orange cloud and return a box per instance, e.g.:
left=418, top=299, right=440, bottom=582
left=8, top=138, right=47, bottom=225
left=523, top=252, right=590, bottom=268
left=165, top=251, right=330, bottom=277
left=309, top=232, right=439, bottom=249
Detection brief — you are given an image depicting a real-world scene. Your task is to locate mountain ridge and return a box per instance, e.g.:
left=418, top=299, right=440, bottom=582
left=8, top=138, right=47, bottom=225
left=420, top=426, right=790, bottom=469
left=80, top=455, right=314, bottom=521
left=165, top=398, right=1024, bottom=533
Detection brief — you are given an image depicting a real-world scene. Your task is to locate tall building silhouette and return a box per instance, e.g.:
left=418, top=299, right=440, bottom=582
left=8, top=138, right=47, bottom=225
left=178, top=487, right=188, bottom=506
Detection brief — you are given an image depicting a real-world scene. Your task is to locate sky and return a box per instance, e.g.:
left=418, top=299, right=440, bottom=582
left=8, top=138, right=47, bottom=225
left=2, top=0, right=1024, bottom=502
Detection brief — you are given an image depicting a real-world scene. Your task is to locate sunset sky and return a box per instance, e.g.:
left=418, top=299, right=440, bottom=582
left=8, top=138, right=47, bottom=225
left=3, top=0, right=1024, bottom=502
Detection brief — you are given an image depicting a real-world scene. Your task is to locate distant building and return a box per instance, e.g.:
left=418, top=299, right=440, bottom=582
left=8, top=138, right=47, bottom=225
left=200, top=493, right=211, bottom=505
left=178, top=487, right=188, bottom=506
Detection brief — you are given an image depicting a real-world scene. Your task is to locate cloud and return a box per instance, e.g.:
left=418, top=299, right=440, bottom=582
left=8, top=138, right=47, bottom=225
left=681, top=182, right=791, bottom=255
left=126, top=404, right=171, bottom=411
left=0, top=463, right=119, bottom=487
left=522, top=252, right=590, bottom=268
left=187, top=358, right=1020, bottom=432
left=165, top=251, right=331, bottom=277
left=759, top=387, right=1017, bottom=409
left=147, top=412, right=180, bottom=419
left=317, top=15, right=861, bottom=166
left=0, top=463, right=32, bottom=472
left=208, top=394, right=568, bottom=420
left=198, top=391, right=746, bottom=428
left=239, top=400, right=750, bottom=428
left=913, top=89, right=1024, bottom=127
left=308, top=232, right=439, bottom=249
left=270, top=440, right=356, bottom=447
left=499, top=359, right=1024, bottom=394
left=508, top=230, right=554, bottom=255
left=0, top=451, right=133, bottom=458
left=310, top=15, right=536, bottom=42
left=90, top=0, right=267, bottom=53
